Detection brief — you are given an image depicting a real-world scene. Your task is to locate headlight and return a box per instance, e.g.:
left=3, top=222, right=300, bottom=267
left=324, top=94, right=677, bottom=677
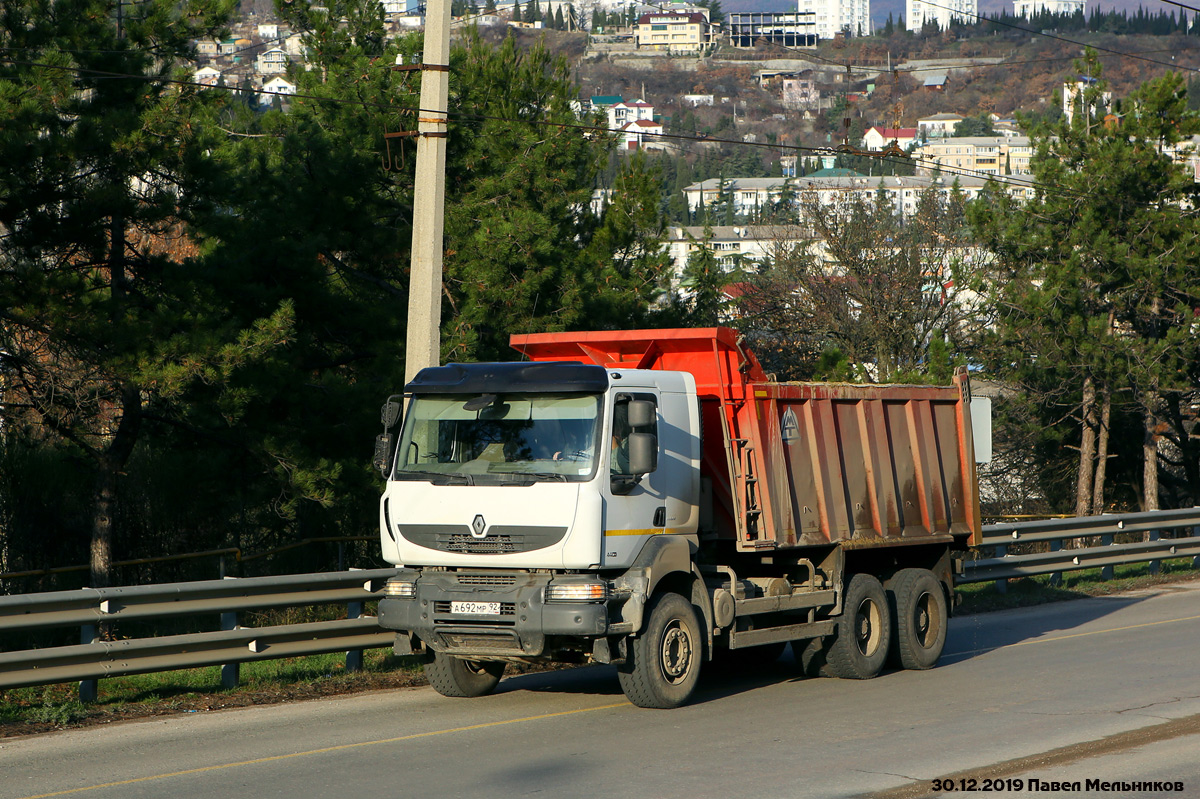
left=545, top=581, right=610, bottom=602
left=384, top=579, right=416, bottom=598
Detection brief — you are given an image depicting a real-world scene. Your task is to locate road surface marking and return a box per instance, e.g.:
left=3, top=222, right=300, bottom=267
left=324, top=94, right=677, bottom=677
left=14, top=701, right=632, bottom=799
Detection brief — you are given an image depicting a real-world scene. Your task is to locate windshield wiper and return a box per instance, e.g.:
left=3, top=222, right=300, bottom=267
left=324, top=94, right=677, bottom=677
left=396, top=470, right=474, bottom=485
left=525, top=471, right=568, bottom=482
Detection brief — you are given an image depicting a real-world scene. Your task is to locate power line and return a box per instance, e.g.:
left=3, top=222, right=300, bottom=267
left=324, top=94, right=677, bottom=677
left=0, top=42, right=1184, bottom=211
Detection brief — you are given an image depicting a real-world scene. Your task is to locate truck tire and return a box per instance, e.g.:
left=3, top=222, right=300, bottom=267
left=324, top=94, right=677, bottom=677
left=424, top=652, right=505, bottom=698
left=823, top=573, right=891, bottom=680
left=890, top=568, right=948, bottom=670
left=618, top=592, right=702, bottom=709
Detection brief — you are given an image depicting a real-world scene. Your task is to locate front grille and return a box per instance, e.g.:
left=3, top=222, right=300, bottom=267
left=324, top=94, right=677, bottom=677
left=434, top=601, right=516, bottom=617
left=398, top=524, right=567, bottom=554
left=445, top=535, right=516, bottom=554
left=456, top=574, right=518, bottom=586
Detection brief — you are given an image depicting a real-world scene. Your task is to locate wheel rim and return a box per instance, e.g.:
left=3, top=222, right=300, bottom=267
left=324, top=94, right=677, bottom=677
left=855, top=598, right=882, bottom=656
left=912, top=591, right=940, bottom=649
left=659, top=620, right=693, bottom=685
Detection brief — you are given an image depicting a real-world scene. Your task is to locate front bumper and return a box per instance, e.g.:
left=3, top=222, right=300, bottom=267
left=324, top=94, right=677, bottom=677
left=378, top=570, right=610, bottom=658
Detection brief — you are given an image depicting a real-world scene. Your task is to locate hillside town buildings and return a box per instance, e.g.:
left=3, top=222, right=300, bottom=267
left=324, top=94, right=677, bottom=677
left=906, top=0, right=978, bottom=31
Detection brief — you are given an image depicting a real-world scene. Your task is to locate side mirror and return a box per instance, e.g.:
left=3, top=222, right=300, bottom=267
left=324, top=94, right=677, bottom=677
left=381, top=397, right=403, bottom=429
left=373, top=433, right=395, bottom=477
left=611, top=432, right=658, bottom=495
left=627, top=400, right=655, bottom=429
left=627, top=432, right=657, bottom=475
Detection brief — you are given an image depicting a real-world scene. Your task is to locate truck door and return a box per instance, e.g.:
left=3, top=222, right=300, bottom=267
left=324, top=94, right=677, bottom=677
left=602, top=391, right=666, bottom=568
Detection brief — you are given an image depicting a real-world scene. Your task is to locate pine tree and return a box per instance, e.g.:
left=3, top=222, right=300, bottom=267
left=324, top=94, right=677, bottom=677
left=0, top=0, right=235, bottom=587
left=439, top=32, right=670, bottom=361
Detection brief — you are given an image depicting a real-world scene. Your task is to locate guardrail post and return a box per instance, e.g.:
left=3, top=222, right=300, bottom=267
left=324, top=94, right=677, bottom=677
left=345, top=601, right=364, bottom=673
left=79, top=624, right=98, bottom=703
left=1100, top=534, right=1114, bottom=581
left=1148, top=528, right=1160, bottom=575
left=221, top=576, right=240, bottom=689
left=993, top=543, right=1007, bottom=594
left=221, top=609, right=240, bottom=689
left=1048, top=539, right=1062, bottom=587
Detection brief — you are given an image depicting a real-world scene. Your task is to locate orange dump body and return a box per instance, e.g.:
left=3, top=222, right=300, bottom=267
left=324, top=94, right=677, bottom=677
left=511, top=327, right=982, bottom=551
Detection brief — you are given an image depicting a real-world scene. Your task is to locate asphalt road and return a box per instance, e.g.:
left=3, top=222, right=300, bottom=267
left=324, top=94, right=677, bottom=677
left=2, top=581, right=1199, bottom=799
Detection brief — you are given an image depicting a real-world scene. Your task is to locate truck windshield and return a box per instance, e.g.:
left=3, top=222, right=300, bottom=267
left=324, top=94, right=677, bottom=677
left=393, top=394, right=602, bottom=484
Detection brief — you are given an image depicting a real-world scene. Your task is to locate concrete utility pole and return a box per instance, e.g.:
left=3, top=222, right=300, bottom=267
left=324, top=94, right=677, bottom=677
left=404, top=0, right=452, bottom=385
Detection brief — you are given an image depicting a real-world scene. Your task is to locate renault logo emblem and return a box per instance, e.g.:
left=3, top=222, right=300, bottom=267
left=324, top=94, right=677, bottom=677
left=471, top=514, right=487, bottom=539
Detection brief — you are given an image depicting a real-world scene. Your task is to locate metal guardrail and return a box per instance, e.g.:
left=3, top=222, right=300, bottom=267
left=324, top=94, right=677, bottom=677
left=0, top=569, right=397, bottom=693
left=2, top=509, right=1199, bottom=699
left=963, top=508, right=1200, bottom=584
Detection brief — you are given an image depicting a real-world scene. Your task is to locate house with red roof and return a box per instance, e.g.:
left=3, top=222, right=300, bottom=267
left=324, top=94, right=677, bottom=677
left=606, top=100, right=655, bottom=131
left=861, top=126, right=918, bottom=152
left=619, top=118, right=666, bottom=151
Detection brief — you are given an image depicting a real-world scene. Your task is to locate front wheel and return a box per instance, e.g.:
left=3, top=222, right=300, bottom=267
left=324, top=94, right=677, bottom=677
left=618, top=592, right=702, bottom=709
left=823, top=573, right=891, bottom=680
left=424, top=651, right=505, bottom=698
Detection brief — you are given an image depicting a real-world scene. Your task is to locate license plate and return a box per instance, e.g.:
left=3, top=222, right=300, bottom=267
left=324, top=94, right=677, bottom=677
left=450, top=601, right=501, bottom=616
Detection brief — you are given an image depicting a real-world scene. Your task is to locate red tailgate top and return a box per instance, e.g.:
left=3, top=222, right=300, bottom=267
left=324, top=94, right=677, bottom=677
left=510, top=328, right=768, bottom=399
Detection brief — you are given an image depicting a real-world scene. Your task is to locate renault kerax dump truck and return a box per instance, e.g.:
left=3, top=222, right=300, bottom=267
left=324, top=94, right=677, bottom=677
left=374, top=328, right=982, bottom=708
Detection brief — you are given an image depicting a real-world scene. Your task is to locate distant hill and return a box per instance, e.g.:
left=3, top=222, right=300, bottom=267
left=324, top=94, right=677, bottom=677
left=721, top=0, right=1182, bottom=29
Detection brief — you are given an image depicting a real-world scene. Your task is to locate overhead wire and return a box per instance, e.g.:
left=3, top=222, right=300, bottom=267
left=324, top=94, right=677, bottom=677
left=0, top=50, right=1107, bottom=207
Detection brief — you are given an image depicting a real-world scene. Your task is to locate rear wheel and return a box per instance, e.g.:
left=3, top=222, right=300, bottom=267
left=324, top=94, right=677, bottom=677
left=823, top=573, right=891, bottom=680
left=890, top=568, right=948, bottom=670
left=618, top=592, right=702, bottom=709
left=424, top=652, right=505, bottom=698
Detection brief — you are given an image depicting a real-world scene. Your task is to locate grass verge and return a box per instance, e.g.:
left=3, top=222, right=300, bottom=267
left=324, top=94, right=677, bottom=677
left=0, top=650, right=427, bottom=738
left=956, top=557, right=1200, bottom=614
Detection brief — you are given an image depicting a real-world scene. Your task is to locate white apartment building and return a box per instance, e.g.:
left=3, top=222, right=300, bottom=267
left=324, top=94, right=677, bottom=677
left=798, top=0, right=870, bottom=39
left=912, top=136, right=1034, bottom=177
left=906, top=0, right=977, bottom=31
left=1013, top=0, right=1085, bottom=16
left=683, top=174, right=1003, bottom=221
left=666, top=225, right=814, bottom=275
